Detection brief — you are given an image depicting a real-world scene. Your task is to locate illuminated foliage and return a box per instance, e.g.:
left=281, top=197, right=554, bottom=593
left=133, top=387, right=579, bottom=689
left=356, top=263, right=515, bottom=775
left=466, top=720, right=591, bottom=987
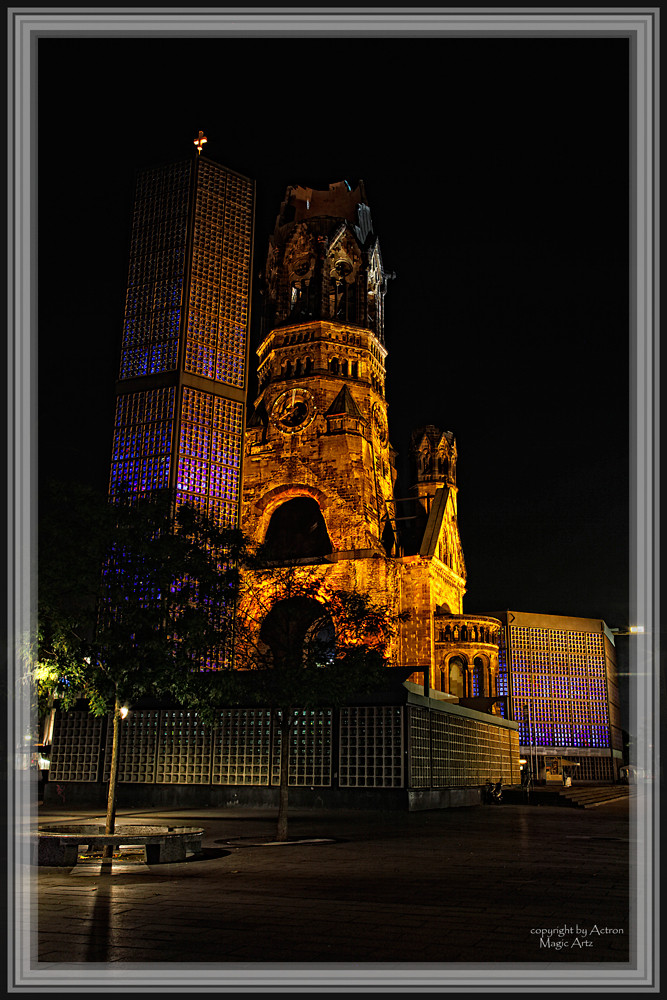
left=201, top=552, right=408, bottom=710
left=37, top=482, right=244, bottom=716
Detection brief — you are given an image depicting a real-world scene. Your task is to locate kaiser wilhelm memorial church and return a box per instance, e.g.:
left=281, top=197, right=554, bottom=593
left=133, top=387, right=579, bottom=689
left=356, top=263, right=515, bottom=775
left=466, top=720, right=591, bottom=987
left=45, top=142, right=623, bottom=808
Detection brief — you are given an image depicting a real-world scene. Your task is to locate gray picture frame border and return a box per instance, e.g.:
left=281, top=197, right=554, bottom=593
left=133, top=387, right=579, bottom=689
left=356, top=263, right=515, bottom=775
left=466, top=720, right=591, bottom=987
left=6, top=6, right=659, bottom=993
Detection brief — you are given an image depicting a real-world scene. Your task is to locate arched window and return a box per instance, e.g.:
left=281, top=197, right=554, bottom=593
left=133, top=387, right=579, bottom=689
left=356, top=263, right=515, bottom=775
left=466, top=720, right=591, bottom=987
left=341, top=359, right=348, bottom=377
left=285, top=360, right=292, bottom=377
left=305, top=357, right=313, bottom=374
left=448, top=656, right=465, bottom=698
left=295, top=358, right=302, bottom=376
left=351, top=361, right=359, bottom=378
left=263, top=497, right=333, bottom=562
left=473, top=657, right=489, bottom=697
left=330, top=357, right=340, bottom=376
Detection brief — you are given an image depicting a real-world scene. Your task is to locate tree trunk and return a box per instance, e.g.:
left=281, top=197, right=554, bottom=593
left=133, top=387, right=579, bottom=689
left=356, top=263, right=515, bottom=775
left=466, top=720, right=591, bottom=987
left=276, top=708, right=291, bottom=842
left=104, top=697, right=122, bottom=856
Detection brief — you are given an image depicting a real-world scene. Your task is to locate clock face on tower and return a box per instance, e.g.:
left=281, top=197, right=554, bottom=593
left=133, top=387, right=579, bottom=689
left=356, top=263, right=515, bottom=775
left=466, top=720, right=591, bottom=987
left=271, top=388, right=315, bottom=432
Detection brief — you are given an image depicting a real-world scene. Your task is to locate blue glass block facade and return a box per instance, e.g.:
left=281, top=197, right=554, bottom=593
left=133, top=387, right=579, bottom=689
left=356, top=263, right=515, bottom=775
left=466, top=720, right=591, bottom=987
left=120, top=161, right=191, bottom=380
left=508, top=625, right=613, bottom=751
left=175, top=387, right=244, bottom=528
left=500, top=613, right=624, bottom=781
left=109, top=387, right=175, bottom=496
left=109, top=155, right=254, bottom=528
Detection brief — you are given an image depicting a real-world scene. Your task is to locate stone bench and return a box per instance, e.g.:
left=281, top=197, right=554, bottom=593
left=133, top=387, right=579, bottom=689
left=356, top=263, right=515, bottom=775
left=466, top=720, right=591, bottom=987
left=35, top=824, right=205, bottom=867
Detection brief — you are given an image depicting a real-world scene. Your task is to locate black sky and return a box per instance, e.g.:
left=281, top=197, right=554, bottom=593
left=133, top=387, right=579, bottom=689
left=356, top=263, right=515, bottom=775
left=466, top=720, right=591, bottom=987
left=37, top=36, right=631, bottom=632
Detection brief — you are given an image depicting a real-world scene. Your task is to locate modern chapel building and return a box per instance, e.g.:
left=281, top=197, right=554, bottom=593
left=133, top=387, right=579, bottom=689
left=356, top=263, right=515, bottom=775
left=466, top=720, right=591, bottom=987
left=496, top=610, right=623, bottom=782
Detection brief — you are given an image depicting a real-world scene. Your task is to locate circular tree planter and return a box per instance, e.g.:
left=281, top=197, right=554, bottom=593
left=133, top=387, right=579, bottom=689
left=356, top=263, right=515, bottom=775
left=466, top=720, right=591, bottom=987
left=34, top=825, right=205, bottom=867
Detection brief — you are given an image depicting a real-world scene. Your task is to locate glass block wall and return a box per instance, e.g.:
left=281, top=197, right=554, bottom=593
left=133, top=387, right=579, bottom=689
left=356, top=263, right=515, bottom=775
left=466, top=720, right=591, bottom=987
left=51, top=703, right=519, bottom=791
left=49, top=711, right=104, bottom=783
left=109, top=156, right=254, bottom=530
left=155, top=710, right=212, bottom=785
left=175, top=386, right=244, bottom=525
left=408, top=706, right=520, bottom=788
left=213, top=709, right=272, bottom=785
left=508, top=626, right=617, bottom=751
left=273, top=709, right=333, bottom=787
left=185, top=160, right=253, bottom=388
left=339, top=706, right=404, bottom=788
left=101, top=708, right=332, bottom=787
left=102, top=709, right=160, bottom=784
left=119, top=161, right=191, bottom=380
left=109, top=386, right=175, bottom=496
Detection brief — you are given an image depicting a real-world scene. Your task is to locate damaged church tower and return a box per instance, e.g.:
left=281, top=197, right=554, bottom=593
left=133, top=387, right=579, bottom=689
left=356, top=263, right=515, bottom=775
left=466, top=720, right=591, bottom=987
left=242, top=181, right=502, bottom=704
left=243, top=181, right=397, bottom=561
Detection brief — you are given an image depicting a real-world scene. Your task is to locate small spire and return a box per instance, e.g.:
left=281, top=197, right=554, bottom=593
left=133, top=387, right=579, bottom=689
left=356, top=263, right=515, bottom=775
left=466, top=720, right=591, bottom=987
left=194, top=131, right=207, bottom=156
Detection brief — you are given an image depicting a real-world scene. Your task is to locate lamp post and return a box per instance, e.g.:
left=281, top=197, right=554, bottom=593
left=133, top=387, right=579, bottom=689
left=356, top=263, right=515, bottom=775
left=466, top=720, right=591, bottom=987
left=104, top=699, right=129, bottom=856
left=611, top=625, right=645, bottom=636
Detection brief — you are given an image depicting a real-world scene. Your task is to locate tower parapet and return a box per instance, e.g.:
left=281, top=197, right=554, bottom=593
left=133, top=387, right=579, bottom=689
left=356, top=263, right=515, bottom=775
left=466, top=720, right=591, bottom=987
left=410, top=425, right=457, bottom=491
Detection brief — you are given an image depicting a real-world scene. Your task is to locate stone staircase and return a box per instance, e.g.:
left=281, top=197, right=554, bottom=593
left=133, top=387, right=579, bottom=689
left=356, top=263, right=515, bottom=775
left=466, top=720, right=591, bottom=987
left=503, top=784, right=631, bottom=807
left=556, top=785, right=631, bottom=808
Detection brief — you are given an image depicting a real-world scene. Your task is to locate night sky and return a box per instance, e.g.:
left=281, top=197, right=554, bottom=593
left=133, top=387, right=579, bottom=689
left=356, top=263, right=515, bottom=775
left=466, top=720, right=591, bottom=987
left=37, top=36, right=631, bottom=635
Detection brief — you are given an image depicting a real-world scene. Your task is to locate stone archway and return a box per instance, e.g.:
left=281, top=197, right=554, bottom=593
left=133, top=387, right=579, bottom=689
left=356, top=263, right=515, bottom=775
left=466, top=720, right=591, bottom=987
left=263, top=496, right=333, bottom=561
left=259, top=596, right=335, bottom=670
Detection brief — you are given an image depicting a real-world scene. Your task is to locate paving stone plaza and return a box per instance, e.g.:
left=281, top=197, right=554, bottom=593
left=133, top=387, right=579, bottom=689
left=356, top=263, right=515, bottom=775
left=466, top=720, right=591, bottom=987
left=23, top=793, right=652, bottom=992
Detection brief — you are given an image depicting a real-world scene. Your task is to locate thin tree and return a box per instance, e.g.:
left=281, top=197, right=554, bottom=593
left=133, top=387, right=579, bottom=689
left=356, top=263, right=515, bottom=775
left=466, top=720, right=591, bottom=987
left=37, top=482, right=243, bottom=837
left=201, top=551, right=407, bottom=842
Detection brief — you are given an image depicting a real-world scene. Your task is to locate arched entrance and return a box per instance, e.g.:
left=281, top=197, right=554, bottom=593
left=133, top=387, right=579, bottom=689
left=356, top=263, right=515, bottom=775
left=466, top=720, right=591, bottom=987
left=259, top=596, right=335, bottom=670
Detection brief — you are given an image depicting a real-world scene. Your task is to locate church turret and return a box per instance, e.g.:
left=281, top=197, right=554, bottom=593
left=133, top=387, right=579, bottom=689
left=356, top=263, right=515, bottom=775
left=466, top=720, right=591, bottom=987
left=409, top=425, right=458, bottom=528
left=403, top=425, right=465, bottom=579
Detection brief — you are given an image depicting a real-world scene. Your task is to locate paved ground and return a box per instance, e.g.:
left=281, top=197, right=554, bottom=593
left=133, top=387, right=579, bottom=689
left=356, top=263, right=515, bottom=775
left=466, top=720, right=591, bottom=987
left=28, top=794, right=637, bottom=990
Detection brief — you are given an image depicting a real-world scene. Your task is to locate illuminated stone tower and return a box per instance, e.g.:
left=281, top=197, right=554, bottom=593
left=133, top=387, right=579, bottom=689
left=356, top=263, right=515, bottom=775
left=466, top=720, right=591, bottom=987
left=243, top=181, right=397, bottom=557
left=109, top=140, right=254, bottom=527
left=241, top=182, right=479, bottom=687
